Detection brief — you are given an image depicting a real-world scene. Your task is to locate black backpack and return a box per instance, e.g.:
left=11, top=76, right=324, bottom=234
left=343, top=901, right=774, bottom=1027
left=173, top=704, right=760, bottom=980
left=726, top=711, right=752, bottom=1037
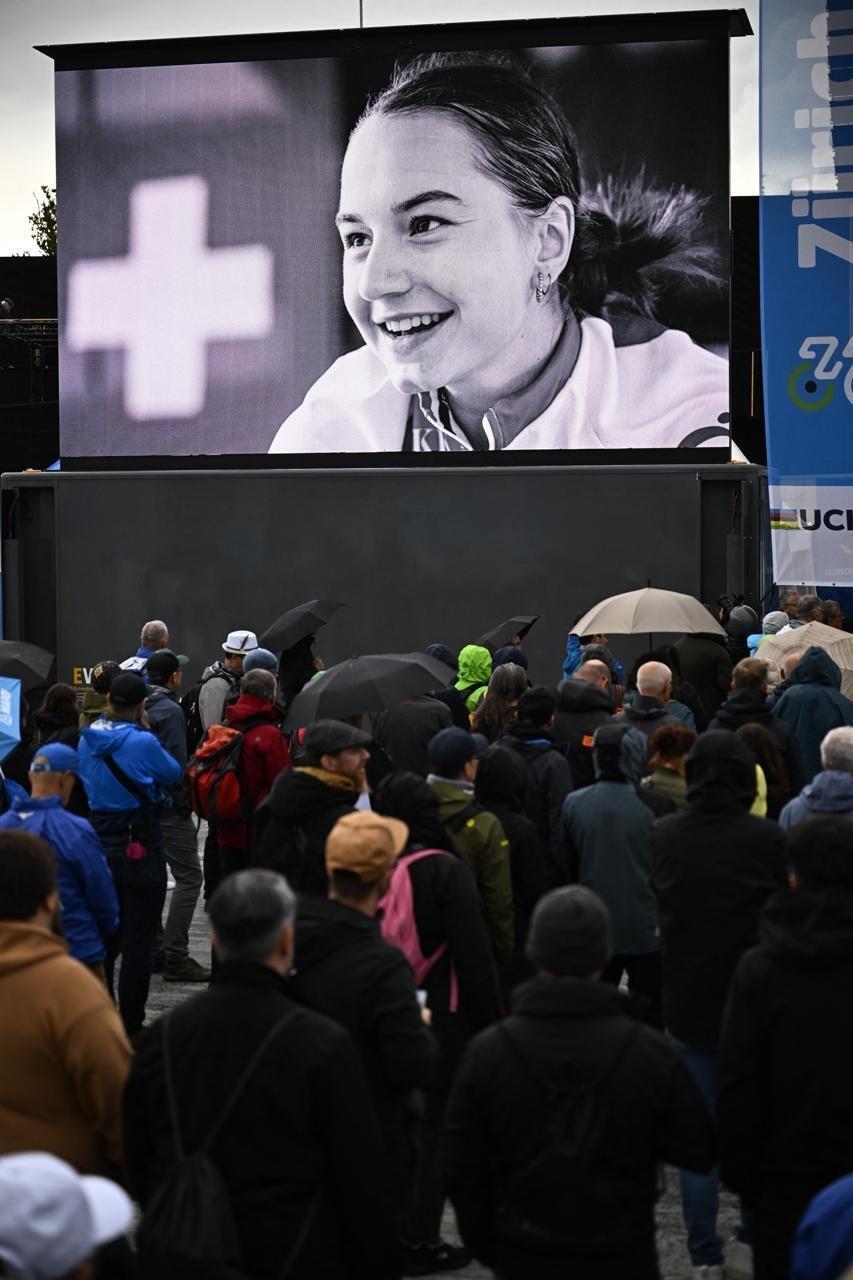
left=136, top=1006, right=319, bottom=1280
left=181, top=667, right=239, bottom=754
left=495, top=1021, right=640, bottom=1257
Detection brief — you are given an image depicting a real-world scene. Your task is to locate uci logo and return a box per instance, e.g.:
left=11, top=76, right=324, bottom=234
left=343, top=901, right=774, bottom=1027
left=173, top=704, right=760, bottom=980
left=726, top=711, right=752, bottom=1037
left=797, top=509, right=853, bottom=531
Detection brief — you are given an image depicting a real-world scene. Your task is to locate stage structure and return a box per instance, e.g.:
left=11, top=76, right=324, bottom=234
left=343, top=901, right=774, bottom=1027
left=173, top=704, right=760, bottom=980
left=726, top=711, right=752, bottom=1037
left=1, top=466, right=767, bottom=690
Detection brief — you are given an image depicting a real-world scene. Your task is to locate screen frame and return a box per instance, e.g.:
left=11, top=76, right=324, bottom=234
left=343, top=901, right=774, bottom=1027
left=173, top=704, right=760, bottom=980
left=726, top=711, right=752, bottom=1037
left=44, top=8, right=749, bottom=471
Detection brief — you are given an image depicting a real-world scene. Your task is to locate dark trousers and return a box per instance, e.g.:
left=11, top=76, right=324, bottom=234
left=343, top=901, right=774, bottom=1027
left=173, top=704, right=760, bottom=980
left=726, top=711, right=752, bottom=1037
left=601, top=950, right=662, bottom=1027
left=105, top=863, right=166, bottom=1035
left=219, top=844, right=250, bottom=881
left=406, top=1087, right=449, bottom=1246
left=203, top=821, right=221, bottom=904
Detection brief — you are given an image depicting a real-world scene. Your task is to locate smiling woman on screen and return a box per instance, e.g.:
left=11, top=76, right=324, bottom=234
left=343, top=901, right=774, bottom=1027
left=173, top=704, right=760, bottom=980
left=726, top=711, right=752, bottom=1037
left=269, top=52, right=729, bottom=455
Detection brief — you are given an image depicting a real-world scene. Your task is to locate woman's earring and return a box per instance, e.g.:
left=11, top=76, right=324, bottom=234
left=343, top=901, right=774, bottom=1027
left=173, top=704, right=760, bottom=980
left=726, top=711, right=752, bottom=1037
left=535, top=271, right=552, bottom=304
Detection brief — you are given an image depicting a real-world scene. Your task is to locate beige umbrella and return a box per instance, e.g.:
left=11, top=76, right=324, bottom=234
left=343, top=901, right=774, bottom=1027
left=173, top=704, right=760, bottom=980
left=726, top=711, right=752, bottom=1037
left=758, top=622, right=853, bottom=698
left=573, top=588, right=725, bottom=639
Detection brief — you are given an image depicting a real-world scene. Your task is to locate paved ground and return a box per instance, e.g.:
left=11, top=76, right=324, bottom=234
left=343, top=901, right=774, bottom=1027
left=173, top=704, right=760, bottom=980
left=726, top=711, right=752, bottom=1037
left=146, top=824, right=738, bottom=1280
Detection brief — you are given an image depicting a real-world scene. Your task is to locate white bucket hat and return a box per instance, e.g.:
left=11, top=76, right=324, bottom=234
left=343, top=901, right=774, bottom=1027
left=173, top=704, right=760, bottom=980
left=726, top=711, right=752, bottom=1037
left=0, top=1152, right=133, bottom=1278
left=222, top=629, right=259, bottom=655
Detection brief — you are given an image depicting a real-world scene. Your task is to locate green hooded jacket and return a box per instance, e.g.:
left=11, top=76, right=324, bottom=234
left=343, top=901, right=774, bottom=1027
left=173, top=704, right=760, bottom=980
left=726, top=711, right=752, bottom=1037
left=454, top=645, right=493, bottom=714
left=429, top=777, right=514, bottom=958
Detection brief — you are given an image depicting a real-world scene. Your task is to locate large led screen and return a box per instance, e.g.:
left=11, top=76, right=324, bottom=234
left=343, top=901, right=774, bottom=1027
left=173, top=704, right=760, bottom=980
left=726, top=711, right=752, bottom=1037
left=54, top=23, right=731, bottom=459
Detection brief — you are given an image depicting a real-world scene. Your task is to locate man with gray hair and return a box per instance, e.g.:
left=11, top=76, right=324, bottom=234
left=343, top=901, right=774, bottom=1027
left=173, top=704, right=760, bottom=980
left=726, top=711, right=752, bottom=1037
left=124, top=869, right=400, bottom=1280
left=119, top=620, right=170, bottom=677
left=779, top=726, right=853, bottom=829
left=615, top=660, right=680, bottom=740
left=443, top=885, right=714, bottom=1280
left=779, top=593, right=824, bottom=633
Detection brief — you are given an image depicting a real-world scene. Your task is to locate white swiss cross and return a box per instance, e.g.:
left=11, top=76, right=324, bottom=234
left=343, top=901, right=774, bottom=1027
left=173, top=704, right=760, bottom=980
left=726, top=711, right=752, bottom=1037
left=67, top=175, right=274, bottom=419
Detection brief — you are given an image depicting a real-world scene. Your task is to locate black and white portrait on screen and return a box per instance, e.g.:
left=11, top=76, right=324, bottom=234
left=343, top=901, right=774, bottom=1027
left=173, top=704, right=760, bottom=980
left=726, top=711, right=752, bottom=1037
left=56, top=34, right=730, bottom=458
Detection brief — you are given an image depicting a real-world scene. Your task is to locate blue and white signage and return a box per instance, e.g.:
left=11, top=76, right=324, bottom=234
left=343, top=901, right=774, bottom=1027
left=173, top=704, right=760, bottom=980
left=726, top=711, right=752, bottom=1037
left=761, top=0, right=853, bottom=585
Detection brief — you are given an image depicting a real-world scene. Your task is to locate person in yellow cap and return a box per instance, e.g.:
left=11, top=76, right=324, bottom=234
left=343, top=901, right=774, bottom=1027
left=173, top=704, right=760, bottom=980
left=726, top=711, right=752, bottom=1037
left=287, top=811, right=438, bottom=1247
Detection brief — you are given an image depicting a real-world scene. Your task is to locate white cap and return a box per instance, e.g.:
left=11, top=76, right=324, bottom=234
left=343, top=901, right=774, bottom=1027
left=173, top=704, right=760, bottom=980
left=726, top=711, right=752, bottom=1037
left=0, top=1152, right=133, bottom=1278
left=222, top=629, right=259, bottom=655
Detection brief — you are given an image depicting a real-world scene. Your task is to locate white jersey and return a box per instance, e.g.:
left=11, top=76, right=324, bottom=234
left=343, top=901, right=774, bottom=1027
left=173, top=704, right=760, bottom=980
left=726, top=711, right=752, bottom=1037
left=269, top=316, right=729, bottom=454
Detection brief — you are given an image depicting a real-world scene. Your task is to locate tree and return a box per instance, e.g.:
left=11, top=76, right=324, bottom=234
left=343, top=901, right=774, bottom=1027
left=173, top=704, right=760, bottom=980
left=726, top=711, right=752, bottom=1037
left=28, top=186, right=56, bottom=257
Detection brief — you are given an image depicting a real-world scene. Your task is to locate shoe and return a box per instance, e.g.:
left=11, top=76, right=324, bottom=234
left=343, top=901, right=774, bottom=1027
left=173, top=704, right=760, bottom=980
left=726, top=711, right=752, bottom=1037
left=691, top=1268, right=724, bottom=1279
left=163, top=956, right=211, bottom=983
left=150, top=950, right=164, bottom=974
left=401, top=1241, right=472, bottom=1276
left=724, top=1238, right=753, bottom=1280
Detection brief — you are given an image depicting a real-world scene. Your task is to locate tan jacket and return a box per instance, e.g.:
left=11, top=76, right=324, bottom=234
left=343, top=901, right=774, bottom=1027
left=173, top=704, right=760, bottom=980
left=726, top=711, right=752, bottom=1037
left=0, top=923, right=131, bottom=1175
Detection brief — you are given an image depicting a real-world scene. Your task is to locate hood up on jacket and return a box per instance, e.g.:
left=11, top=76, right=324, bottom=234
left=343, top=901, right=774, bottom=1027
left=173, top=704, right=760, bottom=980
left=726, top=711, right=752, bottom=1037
left=592, top=723, right=647, bottom=784
left=760, top=887, right=853, bottom=970
left=795, top=771, right=853, bottom=814
left=685, top=730, right=756, bottom=812
left=0, top=921, right=66, bottom=977
left=475, top=744, right=527, bottom=810
left=788, top=645, right=843, bottom=691
left=455, top=645, right=492, bottom=690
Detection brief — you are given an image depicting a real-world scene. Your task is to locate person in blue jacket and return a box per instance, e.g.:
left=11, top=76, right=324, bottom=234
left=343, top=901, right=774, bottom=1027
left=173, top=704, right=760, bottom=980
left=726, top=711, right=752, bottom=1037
left=0, top=742, right=118, bottom=977
left=77, top=672, right=182, bottom=1036
left=773, top=646, right=853, bottom=783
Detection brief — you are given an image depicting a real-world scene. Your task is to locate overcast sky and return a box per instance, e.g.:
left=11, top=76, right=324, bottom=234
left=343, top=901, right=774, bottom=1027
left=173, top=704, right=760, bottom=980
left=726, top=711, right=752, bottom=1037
left=1, top=0, right=759, bottom=256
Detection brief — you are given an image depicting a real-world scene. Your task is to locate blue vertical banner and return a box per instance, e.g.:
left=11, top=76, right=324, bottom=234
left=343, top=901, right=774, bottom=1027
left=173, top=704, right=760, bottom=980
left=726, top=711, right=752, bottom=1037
left=761, top=0, right=853, bottom=585
left=0, top=677, right=21, bottom=765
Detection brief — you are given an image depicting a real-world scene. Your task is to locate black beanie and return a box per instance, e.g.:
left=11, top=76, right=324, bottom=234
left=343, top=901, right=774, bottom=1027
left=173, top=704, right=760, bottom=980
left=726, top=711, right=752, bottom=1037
left=526, top=886, right=612, bottom=977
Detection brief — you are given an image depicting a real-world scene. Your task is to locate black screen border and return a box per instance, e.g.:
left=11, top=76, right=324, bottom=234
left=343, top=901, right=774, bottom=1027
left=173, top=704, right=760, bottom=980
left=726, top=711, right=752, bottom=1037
left=45, top=8, right=748, bottom=472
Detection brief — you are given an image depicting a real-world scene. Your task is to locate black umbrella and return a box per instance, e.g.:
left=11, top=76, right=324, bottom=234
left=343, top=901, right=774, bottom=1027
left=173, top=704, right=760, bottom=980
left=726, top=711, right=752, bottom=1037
left=476, top=614, right=540, bottom=653
left=284, top=651, right=456, bottom=730
left=260, top=599, right=344, bottom=654
left=0, top=639, right=55, bottom=692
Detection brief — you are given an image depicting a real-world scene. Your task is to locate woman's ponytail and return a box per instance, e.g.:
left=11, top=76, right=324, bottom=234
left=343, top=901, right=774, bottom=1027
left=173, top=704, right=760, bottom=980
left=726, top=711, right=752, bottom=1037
left=562, top=177, right=722, bottom=320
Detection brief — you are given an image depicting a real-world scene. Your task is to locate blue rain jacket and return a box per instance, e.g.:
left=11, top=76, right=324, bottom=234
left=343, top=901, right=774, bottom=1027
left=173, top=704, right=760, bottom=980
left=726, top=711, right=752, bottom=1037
left=0, top=794, right=119, bottom=964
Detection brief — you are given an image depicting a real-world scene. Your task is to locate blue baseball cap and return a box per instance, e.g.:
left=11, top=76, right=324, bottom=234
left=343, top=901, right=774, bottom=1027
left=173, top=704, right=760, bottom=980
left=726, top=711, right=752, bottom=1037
left=428, top=727, right=489, bottom=777
left=30, top=743, right=80, bottom=775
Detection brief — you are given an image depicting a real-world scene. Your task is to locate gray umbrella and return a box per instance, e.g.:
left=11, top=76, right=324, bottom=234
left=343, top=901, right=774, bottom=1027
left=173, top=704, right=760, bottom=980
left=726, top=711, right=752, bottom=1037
left=573, top=588, right=725, bottom=637
left=284, top=651, right=456, bottom=730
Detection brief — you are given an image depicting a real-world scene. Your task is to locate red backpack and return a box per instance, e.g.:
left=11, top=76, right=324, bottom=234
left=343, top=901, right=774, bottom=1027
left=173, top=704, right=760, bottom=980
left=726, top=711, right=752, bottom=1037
left=186, top=725, right=248, bottom=825
left=379, top=849, right=459, bottom=1012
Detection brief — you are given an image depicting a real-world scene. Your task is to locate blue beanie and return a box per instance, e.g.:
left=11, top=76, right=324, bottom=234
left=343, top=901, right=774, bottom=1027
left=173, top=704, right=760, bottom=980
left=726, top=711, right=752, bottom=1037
left=243, top=648, right=278, bottom=674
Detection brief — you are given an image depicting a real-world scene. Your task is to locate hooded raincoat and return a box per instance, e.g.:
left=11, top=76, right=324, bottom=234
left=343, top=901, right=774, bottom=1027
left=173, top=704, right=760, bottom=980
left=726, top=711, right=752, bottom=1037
left=718, top=888, right=853, bottom=1279
left=651, top=732, right=788, bottom=1048
left=772, top=646, right=853, bottom=781
left=561, top=726, right=660, bottom=955
left=779, top=769, right=853, bottom=829
left=0, top=795, right=118, bottom=965
left=454, top=645, right=493, bottom=714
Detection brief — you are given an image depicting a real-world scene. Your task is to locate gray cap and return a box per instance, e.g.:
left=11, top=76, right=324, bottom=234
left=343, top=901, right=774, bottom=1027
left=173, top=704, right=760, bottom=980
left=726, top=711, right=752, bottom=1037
left=525, top=886, right=612, bottom=977
left=762, top=610, right=789, bottom=635
left=302, top=719, right=371, bottom=761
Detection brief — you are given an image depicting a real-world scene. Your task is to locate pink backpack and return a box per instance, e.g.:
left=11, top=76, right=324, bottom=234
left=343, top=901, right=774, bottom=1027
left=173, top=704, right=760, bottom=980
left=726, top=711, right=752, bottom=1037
left=379, top=849, right=459, bottom=1013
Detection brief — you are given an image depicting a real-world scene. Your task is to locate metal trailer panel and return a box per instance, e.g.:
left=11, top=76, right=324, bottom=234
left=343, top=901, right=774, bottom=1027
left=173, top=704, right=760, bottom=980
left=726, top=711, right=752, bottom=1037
left=1, top=465, right=766, bottom=687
